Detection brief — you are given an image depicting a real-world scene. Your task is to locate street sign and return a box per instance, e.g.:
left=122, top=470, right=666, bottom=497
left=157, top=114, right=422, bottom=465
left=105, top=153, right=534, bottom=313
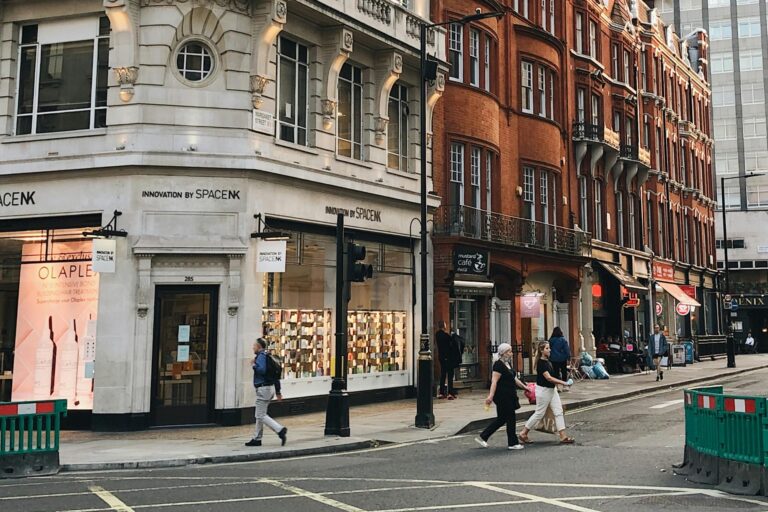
left=655, top=301, right=663, bottom=316
left=676, top=303, right=691, bottom=316
left=724, top=294, right=732, bottom=302
left=731, top=299, right=739, bottom=311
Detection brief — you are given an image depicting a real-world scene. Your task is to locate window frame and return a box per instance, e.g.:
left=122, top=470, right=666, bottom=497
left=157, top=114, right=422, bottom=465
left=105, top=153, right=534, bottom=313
left=449, top=23, right=464, bottom=81
left=337, top=62, right=364, bottom=160
left=276, top=36, right=310, bottom=146
left=521, top=61, right=534, bottom=113
left=387, top=82, right=410, bottom=172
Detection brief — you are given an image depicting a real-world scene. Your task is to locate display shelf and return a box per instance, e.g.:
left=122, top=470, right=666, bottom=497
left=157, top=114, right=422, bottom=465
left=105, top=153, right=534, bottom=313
left=262, top=308, right=332, bottom=379
left=347, top=310, right=406, bottom=374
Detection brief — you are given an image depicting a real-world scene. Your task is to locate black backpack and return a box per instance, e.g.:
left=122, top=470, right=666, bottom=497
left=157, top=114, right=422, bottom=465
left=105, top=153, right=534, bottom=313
left=265, top=351, right=283, bottom=382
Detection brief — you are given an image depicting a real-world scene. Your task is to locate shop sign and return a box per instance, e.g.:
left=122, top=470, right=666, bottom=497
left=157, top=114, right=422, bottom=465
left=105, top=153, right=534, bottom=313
left=676, top=303, right=690, bottom=316
left=655, top=301, right=663, bottom=316
left=0, top=190, right=35, bottom=207
left=140, top=189, right=241, bottom=200
left=678, top=285, right=697, bottom=301
left=252, top=110, right=275, bottom=135
left=732, top=296, right=766, bottom=308
left=652, top=261, right=674, bottom=281
left=324, top=206, right=382, bottom=223
left=453, top=246, right=489, bottom=275
left=521, top=295, right=541, bottom=318
left=91, top=239, right=116, bottom=273
left=255, top=240, right=287, bottom=273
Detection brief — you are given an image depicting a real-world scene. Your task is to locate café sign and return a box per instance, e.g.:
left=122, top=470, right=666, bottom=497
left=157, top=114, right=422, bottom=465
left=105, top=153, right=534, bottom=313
left=453, top=246, right=489, bottom=276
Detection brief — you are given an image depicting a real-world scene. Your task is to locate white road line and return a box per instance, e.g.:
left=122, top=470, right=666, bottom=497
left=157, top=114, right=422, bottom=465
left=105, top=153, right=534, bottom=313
left=369, top=499, right=534, bottom=511
left=261, top=478, right=366, bottom=512
left=469, top=482, right=602, bottom=512
left=650, top=399, right=684, bottom=409
left=88, top=486, right=135, bottom=512
left=60, top=493, right=301, bottom=512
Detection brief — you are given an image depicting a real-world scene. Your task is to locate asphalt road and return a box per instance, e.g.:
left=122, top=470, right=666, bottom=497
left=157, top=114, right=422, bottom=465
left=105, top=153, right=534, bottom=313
left=3, top=371, right=768, bottom=512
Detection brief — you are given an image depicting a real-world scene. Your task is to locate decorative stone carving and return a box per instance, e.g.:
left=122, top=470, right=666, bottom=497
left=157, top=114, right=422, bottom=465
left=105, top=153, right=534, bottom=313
left=114, top=66, right=139, bottom=102
left=374, top=117, right=388, bottom=144
left=250, top=74, right=271, bottom=109
left=322, top=99, right=337, bottom=129
left=140, top=0, right=251, bottom=14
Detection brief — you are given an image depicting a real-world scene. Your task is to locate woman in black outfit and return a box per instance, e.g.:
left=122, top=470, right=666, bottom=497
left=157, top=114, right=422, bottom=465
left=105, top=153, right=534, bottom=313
left=476, top=343, right=528, bottom=450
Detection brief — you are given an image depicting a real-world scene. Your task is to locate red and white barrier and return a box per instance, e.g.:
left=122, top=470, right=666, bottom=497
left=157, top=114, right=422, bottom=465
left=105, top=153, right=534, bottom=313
left=724, top=397, right=757, bottom=414
left=0, top=401, right=56, bottom=417
left=698, top=395, right=716, bottom=410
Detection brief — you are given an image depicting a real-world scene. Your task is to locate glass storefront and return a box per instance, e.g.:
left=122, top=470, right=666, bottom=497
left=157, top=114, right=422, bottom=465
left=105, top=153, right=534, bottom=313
left=261, top=230, right=412, bottom=380
left=0, top=226, right=100, bottom=407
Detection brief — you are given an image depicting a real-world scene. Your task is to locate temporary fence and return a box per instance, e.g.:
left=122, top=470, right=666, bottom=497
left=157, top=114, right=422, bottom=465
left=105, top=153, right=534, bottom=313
left=679, top=387, right=767, bottom=495
left=0, top=399, right=67, bottom=478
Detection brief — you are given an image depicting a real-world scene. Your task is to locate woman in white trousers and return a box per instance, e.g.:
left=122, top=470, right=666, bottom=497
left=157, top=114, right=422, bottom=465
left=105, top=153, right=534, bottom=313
left=518, top=340, right=574, bottom=444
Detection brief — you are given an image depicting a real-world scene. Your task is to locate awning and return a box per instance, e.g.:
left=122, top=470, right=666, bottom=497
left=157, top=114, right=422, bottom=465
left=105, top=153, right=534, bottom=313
left=453, top=280, right=494, bottom=296
left=658, top=282, right=701, bottom=307
left=595, top=261, right=647, bottom=292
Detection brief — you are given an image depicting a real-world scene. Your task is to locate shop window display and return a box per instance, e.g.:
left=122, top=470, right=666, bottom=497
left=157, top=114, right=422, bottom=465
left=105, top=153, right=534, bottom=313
left=261, top=230, right=411, bottom=379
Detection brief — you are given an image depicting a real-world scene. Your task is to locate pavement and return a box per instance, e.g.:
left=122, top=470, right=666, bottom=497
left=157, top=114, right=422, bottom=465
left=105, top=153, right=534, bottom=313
left=58, top=353, right=768, bottom=472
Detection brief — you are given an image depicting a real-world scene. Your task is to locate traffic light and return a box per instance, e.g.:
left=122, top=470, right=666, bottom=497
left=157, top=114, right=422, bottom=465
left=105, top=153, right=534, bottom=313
left=347, top=242, right=373, bottom=282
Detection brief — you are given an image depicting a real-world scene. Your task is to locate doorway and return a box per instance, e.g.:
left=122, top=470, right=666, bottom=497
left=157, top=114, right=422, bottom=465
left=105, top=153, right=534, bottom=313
left=151, top=286, right=218, bottom=426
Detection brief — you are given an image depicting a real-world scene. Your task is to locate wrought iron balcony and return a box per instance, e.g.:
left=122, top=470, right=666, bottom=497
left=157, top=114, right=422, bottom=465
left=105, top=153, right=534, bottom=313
left=572, top=121, right=602, bottom=141
left=433, top=205, right=589, bottom=257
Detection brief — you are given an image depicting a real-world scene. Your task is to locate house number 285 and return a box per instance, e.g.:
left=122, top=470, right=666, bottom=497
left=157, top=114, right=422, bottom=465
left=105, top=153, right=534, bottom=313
left=184, top=276, right=194, bottom=282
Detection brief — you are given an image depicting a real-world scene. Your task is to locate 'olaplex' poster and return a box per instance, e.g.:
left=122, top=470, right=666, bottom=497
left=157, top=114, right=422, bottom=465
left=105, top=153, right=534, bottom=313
left=12, top=241, right=100, bottom=410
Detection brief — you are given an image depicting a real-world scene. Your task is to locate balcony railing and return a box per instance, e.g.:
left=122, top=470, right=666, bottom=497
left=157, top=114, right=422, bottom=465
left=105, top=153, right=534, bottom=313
left=572, top=122, right=602, bottom=141
left=621, top=144, right=637, bottom=160
left=433, top=205, right=589, bottom=256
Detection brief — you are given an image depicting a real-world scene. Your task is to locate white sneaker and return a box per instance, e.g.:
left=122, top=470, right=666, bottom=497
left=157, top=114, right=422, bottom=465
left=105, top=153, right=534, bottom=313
left=475, top=437, right=488, bottom=448
left=508, top=444, right=525, bottom=450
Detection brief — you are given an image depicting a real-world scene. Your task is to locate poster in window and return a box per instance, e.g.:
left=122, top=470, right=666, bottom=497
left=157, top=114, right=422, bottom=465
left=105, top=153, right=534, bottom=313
left=11, top=241, right=100, bottom=410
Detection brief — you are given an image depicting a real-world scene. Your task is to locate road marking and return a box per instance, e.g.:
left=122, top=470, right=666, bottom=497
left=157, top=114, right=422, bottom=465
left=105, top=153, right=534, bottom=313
left=262, top=478, right=365, bottom=512
left=88, top=486, right=135, bottom=512
left=650, top=399, right=684, bottom=409
left=469, top=482, right=601, bottom=512
left=369, top=499, right=534, bottom=511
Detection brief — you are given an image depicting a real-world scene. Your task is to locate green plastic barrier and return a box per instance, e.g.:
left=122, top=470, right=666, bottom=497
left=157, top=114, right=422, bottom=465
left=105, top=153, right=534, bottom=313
left=687, top=387, right=724, bottom=458
left=720, top=394, right=766, bottom=465
left=0, top=400, right=67, bottom=456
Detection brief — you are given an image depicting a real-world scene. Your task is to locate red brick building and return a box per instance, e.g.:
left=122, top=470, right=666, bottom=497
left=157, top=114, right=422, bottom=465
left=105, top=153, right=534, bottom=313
left=430, top=0, right=716, bottom=385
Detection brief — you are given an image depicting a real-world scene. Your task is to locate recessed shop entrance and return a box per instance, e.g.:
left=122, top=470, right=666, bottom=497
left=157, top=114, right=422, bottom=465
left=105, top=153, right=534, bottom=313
left=151, top=286, right=218, bottom=426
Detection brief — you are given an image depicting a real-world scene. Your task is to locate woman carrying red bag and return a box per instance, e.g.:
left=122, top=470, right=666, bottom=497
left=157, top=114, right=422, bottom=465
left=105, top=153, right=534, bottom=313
left=475, top=343, right=529, bottom=450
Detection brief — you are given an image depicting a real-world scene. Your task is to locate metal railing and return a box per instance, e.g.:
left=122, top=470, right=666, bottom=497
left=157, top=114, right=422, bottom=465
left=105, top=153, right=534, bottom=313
left=572, top=121, right=602, bottom=141
left=433, top=205, right=589, bottom=256
left=621, top=144, right=637, bottom=160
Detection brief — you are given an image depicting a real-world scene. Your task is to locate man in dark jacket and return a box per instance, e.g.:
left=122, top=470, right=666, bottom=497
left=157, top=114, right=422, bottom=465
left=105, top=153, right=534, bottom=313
left=436, top=321, right=460, bottom=399
left=245, top=338, right=287, bottom=447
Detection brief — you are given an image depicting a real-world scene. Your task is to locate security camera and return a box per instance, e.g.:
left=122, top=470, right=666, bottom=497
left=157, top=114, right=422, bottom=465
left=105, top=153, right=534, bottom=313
left=475, top=7, right=482, bottom=13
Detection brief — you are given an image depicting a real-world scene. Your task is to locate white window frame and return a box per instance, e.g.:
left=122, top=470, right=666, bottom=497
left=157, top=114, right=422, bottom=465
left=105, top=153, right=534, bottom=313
left=484, top=35, right=491, bottom=92
left=276, top=36, right=309, bottom=146
left=575, top=14, right=583, bottom=54
left=469, top=29, right=480, bottom=87
left=579, top=176, right=589, bottom=232
left=486, top=152, right=493, bottom=215
left=337, top=62, right=364, bottom=160
left=450, top=143, right=465, bottom=207
left=449, top=23, right=463, bottom=81
left=628, top=195, right=636, bottom=249
left=616, top=192, right=624, bottom=246
left=538, top=67, right=546, bottom=117
left=521, top=61, right=534, bottom=113
left=577, top=88, right=585, bottom=122
left=589, top=21, right=597, bottom=58
left=471, top=147, right=481, bottom=208
left=523, top=167, right=535, bottom=221
left=15, top=19, right=110, bottom=136
left=540, top=171, right=549, bottom=225
left=387, top=82, right=410, bottom=171
left=594, top=181, right=603, bottom=240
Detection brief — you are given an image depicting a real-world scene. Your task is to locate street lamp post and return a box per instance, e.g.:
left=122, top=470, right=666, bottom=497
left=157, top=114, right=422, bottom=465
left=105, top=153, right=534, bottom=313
left=719, top=173, right=764, bottom=368
left=415, top=9, right=505, bottom=429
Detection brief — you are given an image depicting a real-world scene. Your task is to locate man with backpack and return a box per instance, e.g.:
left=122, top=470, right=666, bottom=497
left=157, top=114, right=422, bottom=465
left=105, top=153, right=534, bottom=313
left=245, top=338, right=287, bottom=447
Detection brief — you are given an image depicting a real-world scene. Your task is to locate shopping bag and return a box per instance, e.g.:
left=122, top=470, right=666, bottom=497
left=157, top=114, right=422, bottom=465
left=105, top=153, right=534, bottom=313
left=524, top=383, right=536, bottom=404
left=534, top=407, right=558, bottom=434
left=660, top=356, right=669, bottom=367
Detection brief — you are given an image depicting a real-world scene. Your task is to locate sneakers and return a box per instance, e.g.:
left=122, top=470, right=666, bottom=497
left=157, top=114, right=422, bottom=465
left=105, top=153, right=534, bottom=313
left=508, top=444, right=525, bottom=450
left=245, top=438, right=262, bottom=447
left=474, top=437, right=488, bottom=448
left=278, top=427, right=288, bottom=446
left=660, top=371, right=664, bottom=381
left=438, top=394, right=447, bottom=399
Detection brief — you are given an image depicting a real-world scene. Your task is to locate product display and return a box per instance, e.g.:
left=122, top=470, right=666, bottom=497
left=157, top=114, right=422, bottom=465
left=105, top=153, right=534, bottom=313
left=262, top=309, right=332, bottom=379
left=347, top=310, right=406, bottom=374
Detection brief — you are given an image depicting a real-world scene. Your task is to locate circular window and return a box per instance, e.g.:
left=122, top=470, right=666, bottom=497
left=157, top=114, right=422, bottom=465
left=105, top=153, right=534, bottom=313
left=176, top=41, right=215, bottom=83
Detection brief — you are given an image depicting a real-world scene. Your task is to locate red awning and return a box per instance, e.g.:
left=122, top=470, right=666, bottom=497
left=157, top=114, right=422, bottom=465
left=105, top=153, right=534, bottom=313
left=659, top=282, right=701, bottom=307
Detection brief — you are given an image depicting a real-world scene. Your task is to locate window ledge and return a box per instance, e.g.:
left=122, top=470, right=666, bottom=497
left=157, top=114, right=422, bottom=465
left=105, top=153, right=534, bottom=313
left=386, top=167, right=419, bottom=180
left=273, top=138, right=319, bottom=155
left=2, top=128, right=108, bottom=144
left=335, top=154, right=374, bottom=169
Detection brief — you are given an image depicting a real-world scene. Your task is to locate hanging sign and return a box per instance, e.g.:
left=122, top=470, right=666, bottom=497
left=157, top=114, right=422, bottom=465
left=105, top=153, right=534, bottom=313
left=255, top=240, right=287, bottom=273
left=521, top=295, right=541, bottom=318
left=453, top=246, right=489, bottom=275
left=676, top=303, right=691, bottom=316
left=91, top=239, right=116, bottom=273
left=655, top=301, right=663, bottom=316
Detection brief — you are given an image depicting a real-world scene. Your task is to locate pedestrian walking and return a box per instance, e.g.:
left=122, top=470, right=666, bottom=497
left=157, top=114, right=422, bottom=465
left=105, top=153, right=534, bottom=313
left=548, top=327, right=570, bottom=383
left=475, top=343, right=528, bottom=450
left=648, top=324, right=668, bottom=381
left=518, top=341, right=574, bottom=445
left=245, top=338, right=288, bottom=447
left=436, top=321, right=461, bottom=399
